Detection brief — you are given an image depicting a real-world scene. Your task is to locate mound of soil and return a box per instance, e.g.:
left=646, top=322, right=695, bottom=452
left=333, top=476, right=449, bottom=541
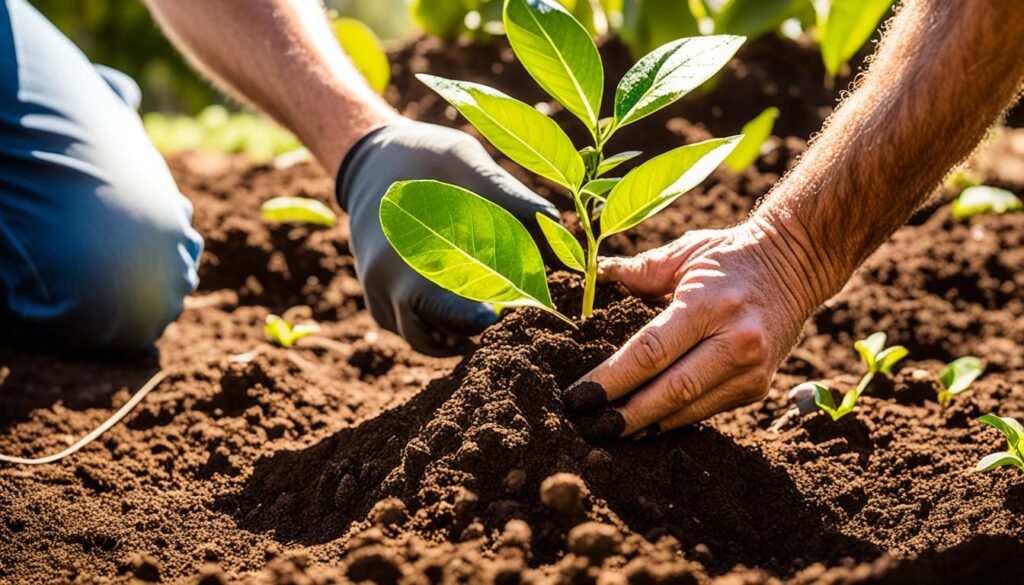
left=1, top=35, right=1023, bottom=585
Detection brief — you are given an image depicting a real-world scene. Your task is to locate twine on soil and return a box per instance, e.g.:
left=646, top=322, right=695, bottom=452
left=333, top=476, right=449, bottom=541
left=0, top=370, right=167, bottom=466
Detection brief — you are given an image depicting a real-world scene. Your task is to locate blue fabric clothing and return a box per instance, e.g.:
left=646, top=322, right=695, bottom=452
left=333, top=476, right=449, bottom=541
left=0, top=0, right=202, bottom=353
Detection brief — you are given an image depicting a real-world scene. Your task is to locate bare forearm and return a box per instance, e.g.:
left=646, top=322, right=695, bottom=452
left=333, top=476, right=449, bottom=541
left=755, top=0, right=1024, bottom=305
left=144, top=0, right=399, bottom=175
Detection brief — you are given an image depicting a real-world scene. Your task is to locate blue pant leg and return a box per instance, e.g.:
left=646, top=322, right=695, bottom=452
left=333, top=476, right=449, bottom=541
left=0, top=0, right=203, bottom=354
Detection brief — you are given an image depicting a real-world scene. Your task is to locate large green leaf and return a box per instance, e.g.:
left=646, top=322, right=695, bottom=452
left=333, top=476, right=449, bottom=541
left=380, top=180, right=558, bottom=314
left=820, top=0, right=893, bottom=77
left=724, top=106, right=779, bottom=171
left=536, top=212, right=586, bottom=272
left=504, top=0, right=604, bottom=131
left=713, top=0, right=809, bottom=41
left=619, top=0, right=700, bottom=61
left=600, top=136, right=739, bottom=237
left=333, top=18, right=391, bottom=95
left=418, top=74, right=585, bottom=191
left=614, top=35, right=744, bottom=128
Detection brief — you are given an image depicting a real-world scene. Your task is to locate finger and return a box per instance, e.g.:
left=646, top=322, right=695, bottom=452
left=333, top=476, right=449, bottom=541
left=652, top=371, right=769, bottom=433
left=597, top=255, right=676, bottom=299
left=415, top=286, right=500, bottom=337
left=614, top=336, right=743, bottom=436
left=564, top=300, right=708, bottom=412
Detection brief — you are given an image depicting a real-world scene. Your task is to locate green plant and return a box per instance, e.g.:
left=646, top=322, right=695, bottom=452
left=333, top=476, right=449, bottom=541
left=951, top=185, right=1023, bottom=220
left=381, top=0, right=743, bottom=320
left=816, top=0, right=893, bottom=80
left=813, top=331, right=907, bottom=420
left=937, top=356, right=983, bottom=405
left=264, top=315, right=320, bottom=348
left=724, top=106, right=779, bottom=171
left=976, top=414, right=1024, bottom=473
left=332, top=16, right=391, bottom=95
left=261, top=197, right=338, bottom=227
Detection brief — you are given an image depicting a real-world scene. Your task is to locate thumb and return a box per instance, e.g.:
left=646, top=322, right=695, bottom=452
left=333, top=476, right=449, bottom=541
left=395, top=285, right=499, bottom=356
left=598, top=254, right=677, bottom=299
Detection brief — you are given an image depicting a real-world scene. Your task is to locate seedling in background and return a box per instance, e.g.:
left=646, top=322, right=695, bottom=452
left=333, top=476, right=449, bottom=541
left=951, top=186, right=1023, bottom=221
left=817, top=0, right=894, bottom=81
left=724, top=106, right=779, bottom=171
left=261, top=197, right=338, bottom=228
left=264, top=315, right=320, bottom=348
left=813, top=332, right=907, bottom=421
left=380, top=0, right=744, bottom=321
left=975, top=414, right=1024, bottom=474
left=937, top=356, right=983, bottom=405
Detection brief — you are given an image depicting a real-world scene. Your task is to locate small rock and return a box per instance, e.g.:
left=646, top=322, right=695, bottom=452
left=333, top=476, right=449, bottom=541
left=461, top=521, right=485, bottom=541
left=369, top=497, right=407, bottom=527
left=504, top=468, right=527, bottom=493
left=568, top=522, right=622, bottom=564
left=540, top=473, right=589, bottom=517
left=130, top=553, right=160, bottom=583
left=789, top=382, right=827, bottom=415
left=500, top=519, right=532, bottom=549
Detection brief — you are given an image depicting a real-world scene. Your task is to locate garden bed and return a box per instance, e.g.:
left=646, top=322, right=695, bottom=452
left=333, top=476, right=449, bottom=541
left=1, top=37, right=1022, bottom=584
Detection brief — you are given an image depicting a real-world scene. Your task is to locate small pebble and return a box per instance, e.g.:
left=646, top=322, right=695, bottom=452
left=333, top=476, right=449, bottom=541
left=540, top=473, right=589, bottom=517
left=568, top=522, right=622, bottom=563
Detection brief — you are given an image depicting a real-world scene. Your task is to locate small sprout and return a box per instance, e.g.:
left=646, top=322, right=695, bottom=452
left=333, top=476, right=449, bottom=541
left=724, top=106, right=779, bottom=171
left=975, top=414, right=1024, bottom=474
left=937, top=356, right=983, bottom=405
left=264, top=315, right=320, bottom=348
left=814, top=332, right=907, bottom=421
left=261, top=196, right=337, bottom=227
left=951, top=186, right=1023, bottom=220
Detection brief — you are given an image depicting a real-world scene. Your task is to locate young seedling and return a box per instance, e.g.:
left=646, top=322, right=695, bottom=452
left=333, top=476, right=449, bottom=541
left=937, top=356, right=983, bottom=405
left=813, top=332, right=908, bottom=421
left=264, top=315, right=320, bottom=348
left=976, top=414, right=1024, bottom=474
left=380, top=0, right=745, bottom=321
left=951, top=185, right=1023, bottom=220
left=261, top=196, right=338, bottom=228
left=724, top=106, right=779, bottom=171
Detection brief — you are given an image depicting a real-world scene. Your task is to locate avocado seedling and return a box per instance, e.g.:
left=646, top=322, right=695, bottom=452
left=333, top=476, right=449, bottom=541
left=264, top=314, right=320, bottom=348
left=380, top=0, right=745, bottom=321
left=261, top=196, right=338, bottom=227
left=937, top=356, right=983, bottom=405
left=813, top=332, right=908, bottom=421
left=951, top=185, right=1023, bottom=220
left=975, top=414, right=1024, bottom=474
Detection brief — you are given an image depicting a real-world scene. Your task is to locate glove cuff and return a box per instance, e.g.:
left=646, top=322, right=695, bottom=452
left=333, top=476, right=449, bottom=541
left=335, top=125, right=390, bottom=212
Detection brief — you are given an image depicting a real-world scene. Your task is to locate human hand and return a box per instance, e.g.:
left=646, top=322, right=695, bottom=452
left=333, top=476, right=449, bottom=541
left=337, top=120, right=559, bottom=356
left=565, top=218, right=833, bottom=438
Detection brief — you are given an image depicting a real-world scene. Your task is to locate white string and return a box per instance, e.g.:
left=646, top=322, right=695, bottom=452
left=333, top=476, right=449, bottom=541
left=0, top=370, right=167, bottom=465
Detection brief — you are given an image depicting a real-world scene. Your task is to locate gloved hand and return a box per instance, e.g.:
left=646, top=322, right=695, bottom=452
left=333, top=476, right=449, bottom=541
left=337, top=120, right=559, bottom=356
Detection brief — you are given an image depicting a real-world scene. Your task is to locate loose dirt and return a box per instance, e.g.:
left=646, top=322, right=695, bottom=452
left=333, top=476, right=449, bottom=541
left=1, top=36, right=1022, bottom=584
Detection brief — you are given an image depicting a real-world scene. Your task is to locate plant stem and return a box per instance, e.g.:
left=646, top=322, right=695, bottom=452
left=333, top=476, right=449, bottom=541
left=582, top=242, right=598, bottom=317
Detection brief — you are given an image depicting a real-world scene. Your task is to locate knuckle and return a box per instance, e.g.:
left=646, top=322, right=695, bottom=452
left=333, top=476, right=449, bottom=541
left=732, top=326, right=767, bottom=366
left=630, top=330, right=671, bottom=371
left=664, top=372, right=701, bottom=405
left=717, top=289, right=746, bottom=316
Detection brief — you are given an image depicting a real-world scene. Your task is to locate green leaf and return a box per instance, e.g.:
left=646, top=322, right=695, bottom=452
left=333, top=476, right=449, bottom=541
left=820, top=0, right=893, bottom=77
left=812, top=383, right=836, bottom=409
left=979, top=414, right=1023, bottom=451
left=615, top=35, right=744, bottom=128
left=265, top=315, right=319, bottom=348
left=837, top=388, right=859, bottom=414
left=619, top=0, right=700, bottom=60
left=876, top=345, right=908, bottom=375
left=938, top=357, right=983, bottom=401
left=600, top=136, right=740, bottom=237
left=854, top=332, right=886, bottom=372
left=724, top=107, right=779, bottom=171
left=380, top=180, right=565, bottom=319
left=951, top=186, right=1023, bottom=220
left=713, top=0, right=808, bottom=41
left=333, top=17, right=391, bottom=94
left=418, top=74, right=585, bottom=191
left=598, top=151, right=642, bottom=176
left=536, top=212, right=586, bottom=272
left=580, top=178, right=620, bottom=209
left=975, top=451, right=1023, bottom=473
left=504, top=0, right=604, bottom=131
left=261, top=197, right=338, bottom=227
left=410, top=0, right=469, bottom=40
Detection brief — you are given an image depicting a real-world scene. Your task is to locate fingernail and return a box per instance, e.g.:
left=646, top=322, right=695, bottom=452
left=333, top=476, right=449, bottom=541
left=563, top=381, right=608, bottom=412
left=578, top=409, right=626, bottom=442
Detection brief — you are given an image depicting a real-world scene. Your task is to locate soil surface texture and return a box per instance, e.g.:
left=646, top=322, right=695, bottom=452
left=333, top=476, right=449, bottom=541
left=1, top=36, right=1023, bottom=584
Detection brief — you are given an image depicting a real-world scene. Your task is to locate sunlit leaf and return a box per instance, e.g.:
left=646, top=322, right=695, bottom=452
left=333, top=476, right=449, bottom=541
left=854, top=331, right=886, bottom=372
left=979, top=414, right=1023, bottom=451
left=724, top=106, right=779, bottom=171
left=580, top=178, right=620, bottom=209
left=975, top=452, right=1023, bottom=473
left=876, top=345, right=908, bottom=375
left=536, top=212, right=586, bottom=272
left=614, top=35, right=744, bottom=129
left=410, top=0, right=469, bottom=40
left=504, top=0, right=604, bottom=130
left=951, top=186, right=1023, bottom=220
left=937, top=357, right=983, bottom=404
left=380, top=181, right=570, bottom=322
left=619, top=0, right=700, bottom=60
left=261, top=197, right=338, bottom=227
left=333, top=17, right=392, bottom=94
left=598, top=151, right=642, bottom=176
left=713, top=0, right=808, bottom=41
left=265, top=315, right=320, bottom=348
left=819, top=0, right=893, bottom=77
left=600, top=136, right=739, bottom=237
left=418, top=74, right=585, bottom=190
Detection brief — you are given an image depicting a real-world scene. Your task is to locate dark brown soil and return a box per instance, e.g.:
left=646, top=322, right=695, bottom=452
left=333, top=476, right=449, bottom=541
left=2, top=36, right=1023, bottom=585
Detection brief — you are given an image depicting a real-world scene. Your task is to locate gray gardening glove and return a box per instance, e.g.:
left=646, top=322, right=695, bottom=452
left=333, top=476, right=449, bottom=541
left=337, top=121, right=559, bottom=356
